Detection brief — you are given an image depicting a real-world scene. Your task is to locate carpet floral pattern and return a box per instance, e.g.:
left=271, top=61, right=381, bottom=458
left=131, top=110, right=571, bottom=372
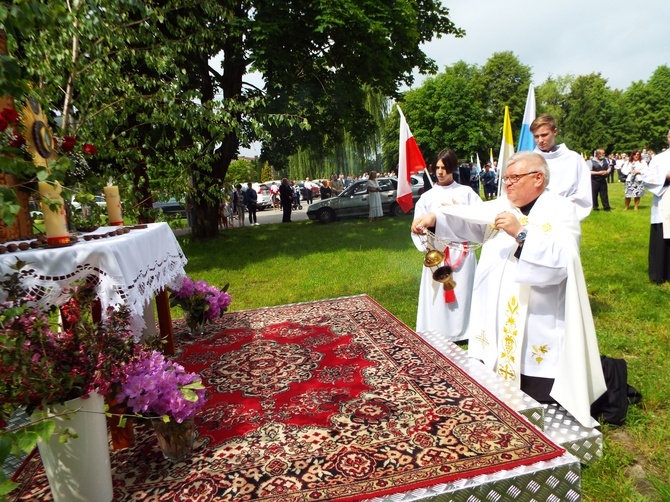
left=11, top=295, right=564, bottom=501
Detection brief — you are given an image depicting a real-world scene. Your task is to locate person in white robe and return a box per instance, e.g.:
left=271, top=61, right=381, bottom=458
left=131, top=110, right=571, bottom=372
left=642, top=129, right=670, bottom=283
left=411, top=151, right=606, bottom=427
left=411, top=149, right=483, bottom=342
left=531, top=114, right=592, bottom=221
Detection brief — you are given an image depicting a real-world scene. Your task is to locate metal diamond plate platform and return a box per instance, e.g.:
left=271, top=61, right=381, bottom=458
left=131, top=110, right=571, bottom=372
left=542, top=404, right=603, bottom=466
left=417, top=331, right=603, bottom=466
left=373, top=452, right=581, bottom=502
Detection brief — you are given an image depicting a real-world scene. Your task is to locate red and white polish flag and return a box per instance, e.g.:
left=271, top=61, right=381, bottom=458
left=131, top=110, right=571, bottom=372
left=397, top=106, right=426, bottom=213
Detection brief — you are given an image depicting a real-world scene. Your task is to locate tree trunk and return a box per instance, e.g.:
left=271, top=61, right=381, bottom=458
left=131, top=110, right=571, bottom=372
left=190, top=196, right=220, bottom=239
left=190, top=9, right=245, bottom=240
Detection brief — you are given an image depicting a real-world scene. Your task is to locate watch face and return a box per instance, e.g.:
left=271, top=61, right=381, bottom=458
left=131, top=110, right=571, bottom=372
left=516, top=230, right=527, bottom=243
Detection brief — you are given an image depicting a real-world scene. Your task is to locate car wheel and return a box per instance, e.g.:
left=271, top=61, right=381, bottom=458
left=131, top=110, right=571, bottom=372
left=317, top=208, right=336, bottom=223
left=390, top=202, right=404, bottom=217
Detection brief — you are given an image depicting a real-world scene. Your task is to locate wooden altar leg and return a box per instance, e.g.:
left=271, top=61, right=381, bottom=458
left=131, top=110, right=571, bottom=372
left=156, top=288, right=174, bottom=355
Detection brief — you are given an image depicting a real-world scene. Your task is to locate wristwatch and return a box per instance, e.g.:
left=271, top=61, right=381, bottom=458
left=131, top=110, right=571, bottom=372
left=515, top=229, right=527, bottom=244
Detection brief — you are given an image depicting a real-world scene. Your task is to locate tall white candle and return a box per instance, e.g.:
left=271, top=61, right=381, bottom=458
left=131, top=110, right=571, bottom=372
left=38, top=181, right=69, bottom=246
left=103, top=185, right=123, bottom=226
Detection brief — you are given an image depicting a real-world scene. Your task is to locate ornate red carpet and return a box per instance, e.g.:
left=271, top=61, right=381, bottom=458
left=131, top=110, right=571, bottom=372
left=11, top=295, right=564, bottom=501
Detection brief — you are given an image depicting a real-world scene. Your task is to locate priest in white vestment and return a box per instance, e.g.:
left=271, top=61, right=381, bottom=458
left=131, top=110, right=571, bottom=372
left=642, top=129, right=670, bottom=283
left=411, top=149, right=483, bottom=342
left=411, top=151, right=606, bottom=427
left=530, top=114, right=592, bottom=221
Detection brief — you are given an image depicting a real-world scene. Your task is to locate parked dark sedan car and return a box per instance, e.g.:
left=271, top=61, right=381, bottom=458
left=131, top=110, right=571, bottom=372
left=306, top=177, right=405, bottom=223
left=152, top=198, right=187, bottom=218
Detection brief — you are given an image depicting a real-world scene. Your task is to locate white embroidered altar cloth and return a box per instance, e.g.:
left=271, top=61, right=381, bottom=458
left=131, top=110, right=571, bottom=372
left=0, top=223, right=187, bottom=336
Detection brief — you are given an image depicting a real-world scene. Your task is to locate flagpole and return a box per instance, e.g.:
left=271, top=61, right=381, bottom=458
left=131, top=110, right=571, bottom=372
left=496, top=106, right=515, bottom=197
left=517, top=84, right=536, bottom=152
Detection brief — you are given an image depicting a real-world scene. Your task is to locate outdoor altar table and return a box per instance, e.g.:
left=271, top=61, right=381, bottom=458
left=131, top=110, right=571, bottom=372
left=0, top=222, right=187, bottom=352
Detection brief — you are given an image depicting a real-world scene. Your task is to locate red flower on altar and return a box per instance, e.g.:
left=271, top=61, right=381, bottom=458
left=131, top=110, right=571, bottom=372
left=60, top=135, right=76, bottom=153
left=0, top=117, right=7, bottom=132
left=1, top=107, right=20, bottom=124
left=82, top=143, right=98, bottom=155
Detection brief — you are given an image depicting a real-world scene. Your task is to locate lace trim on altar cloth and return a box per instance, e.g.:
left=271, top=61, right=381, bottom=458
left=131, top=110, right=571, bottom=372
left=15, top=250, right=186, bottom=338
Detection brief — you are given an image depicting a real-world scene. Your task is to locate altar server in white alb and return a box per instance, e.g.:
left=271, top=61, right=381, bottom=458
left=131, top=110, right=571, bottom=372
left=411, top=152, right=606, bottom=427
left=642, top=129, right=670, bottom=283
left=410, top=149, right=482, bottom=342
left=531, top=114, right=592, bottom=221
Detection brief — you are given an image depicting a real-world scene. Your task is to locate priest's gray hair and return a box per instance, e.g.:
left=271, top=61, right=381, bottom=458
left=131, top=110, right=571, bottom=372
left=507, top=151, right=550, bottom=188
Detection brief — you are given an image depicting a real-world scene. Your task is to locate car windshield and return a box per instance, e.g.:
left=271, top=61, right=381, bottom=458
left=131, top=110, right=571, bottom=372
left=350, top=183, right=368, bottom=196
left=378, top=179, right=395, bottom=191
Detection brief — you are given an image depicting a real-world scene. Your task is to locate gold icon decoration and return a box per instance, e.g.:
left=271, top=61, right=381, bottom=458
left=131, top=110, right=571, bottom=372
left=21, top=96, right=58, bottom=168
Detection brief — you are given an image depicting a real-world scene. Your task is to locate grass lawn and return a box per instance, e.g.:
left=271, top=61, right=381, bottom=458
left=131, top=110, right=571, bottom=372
left=175, top=181, right=670, bottom=501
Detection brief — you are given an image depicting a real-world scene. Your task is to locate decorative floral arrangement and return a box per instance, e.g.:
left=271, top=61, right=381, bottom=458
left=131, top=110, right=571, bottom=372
left=169, top=276, right=231, bottom=334
left=0, top=271, right=135, bottom=421
left=55, top=134, right=97, bottom=181
left=117, top=350, right=207, bottom=423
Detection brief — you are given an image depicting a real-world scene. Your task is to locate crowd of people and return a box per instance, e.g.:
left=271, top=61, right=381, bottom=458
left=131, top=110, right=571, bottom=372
left=411, top=114, right=670, bottom=428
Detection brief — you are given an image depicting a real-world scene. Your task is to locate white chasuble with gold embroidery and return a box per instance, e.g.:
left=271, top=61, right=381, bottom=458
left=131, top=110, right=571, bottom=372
left=437, top=192, right=606, bottom=427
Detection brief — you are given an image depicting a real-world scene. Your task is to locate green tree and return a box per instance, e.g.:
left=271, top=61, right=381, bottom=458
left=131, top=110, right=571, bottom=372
left=287, top=89, right=390, bottom=180
left=615, top=81, right=651, bottom=153
left=535, top=74, right=575, bottom=127
left=645, top=65, right=670, bottom=151
left=562, top=73, right=616, bottom=152
left=478, top=51, right=532, bottom=145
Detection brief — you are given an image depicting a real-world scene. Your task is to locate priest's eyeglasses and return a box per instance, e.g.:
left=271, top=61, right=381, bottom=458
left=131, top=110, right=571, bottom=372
left=502, top=171, right=540, bottom=184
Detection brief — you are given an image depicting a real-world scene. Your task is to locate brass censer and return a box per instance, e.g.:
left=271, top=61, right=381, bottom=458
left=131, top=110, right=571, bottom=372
left=419, top=230, right=457, bottom=291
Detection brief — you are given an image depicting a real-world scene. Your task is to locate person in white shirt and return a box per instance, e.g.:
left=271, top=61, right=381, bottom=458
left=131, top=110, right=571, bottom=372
left=531, top=114, right=592, bottom=221
left=303, top=178, right=315, bottom=204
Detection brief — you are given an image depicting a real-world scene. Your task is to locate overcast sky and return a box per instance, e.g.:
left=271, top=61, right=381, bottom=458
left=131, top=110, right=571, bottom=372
left=414, top=0, right=670, bottom=90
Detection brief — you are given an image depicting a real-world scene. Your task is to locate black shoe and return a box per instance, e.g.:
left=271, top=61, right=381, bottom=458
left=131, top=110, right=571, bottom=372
left=593, top=208, right=600, bottom=211
left=604, top=208, right=612, bottom=211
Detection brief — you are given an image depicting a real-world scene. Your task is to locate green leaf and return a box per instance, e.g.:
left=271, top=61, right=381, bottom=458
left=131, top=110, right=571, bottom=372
left=15, top=431, right=39, bottom=454
left=30, top=419, right=56, bottom=444
left=181, top=381, right=205, bottom=391
left=0, top=434, right=12, bottom=464
left=0, top=479, right=20, bottom=497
